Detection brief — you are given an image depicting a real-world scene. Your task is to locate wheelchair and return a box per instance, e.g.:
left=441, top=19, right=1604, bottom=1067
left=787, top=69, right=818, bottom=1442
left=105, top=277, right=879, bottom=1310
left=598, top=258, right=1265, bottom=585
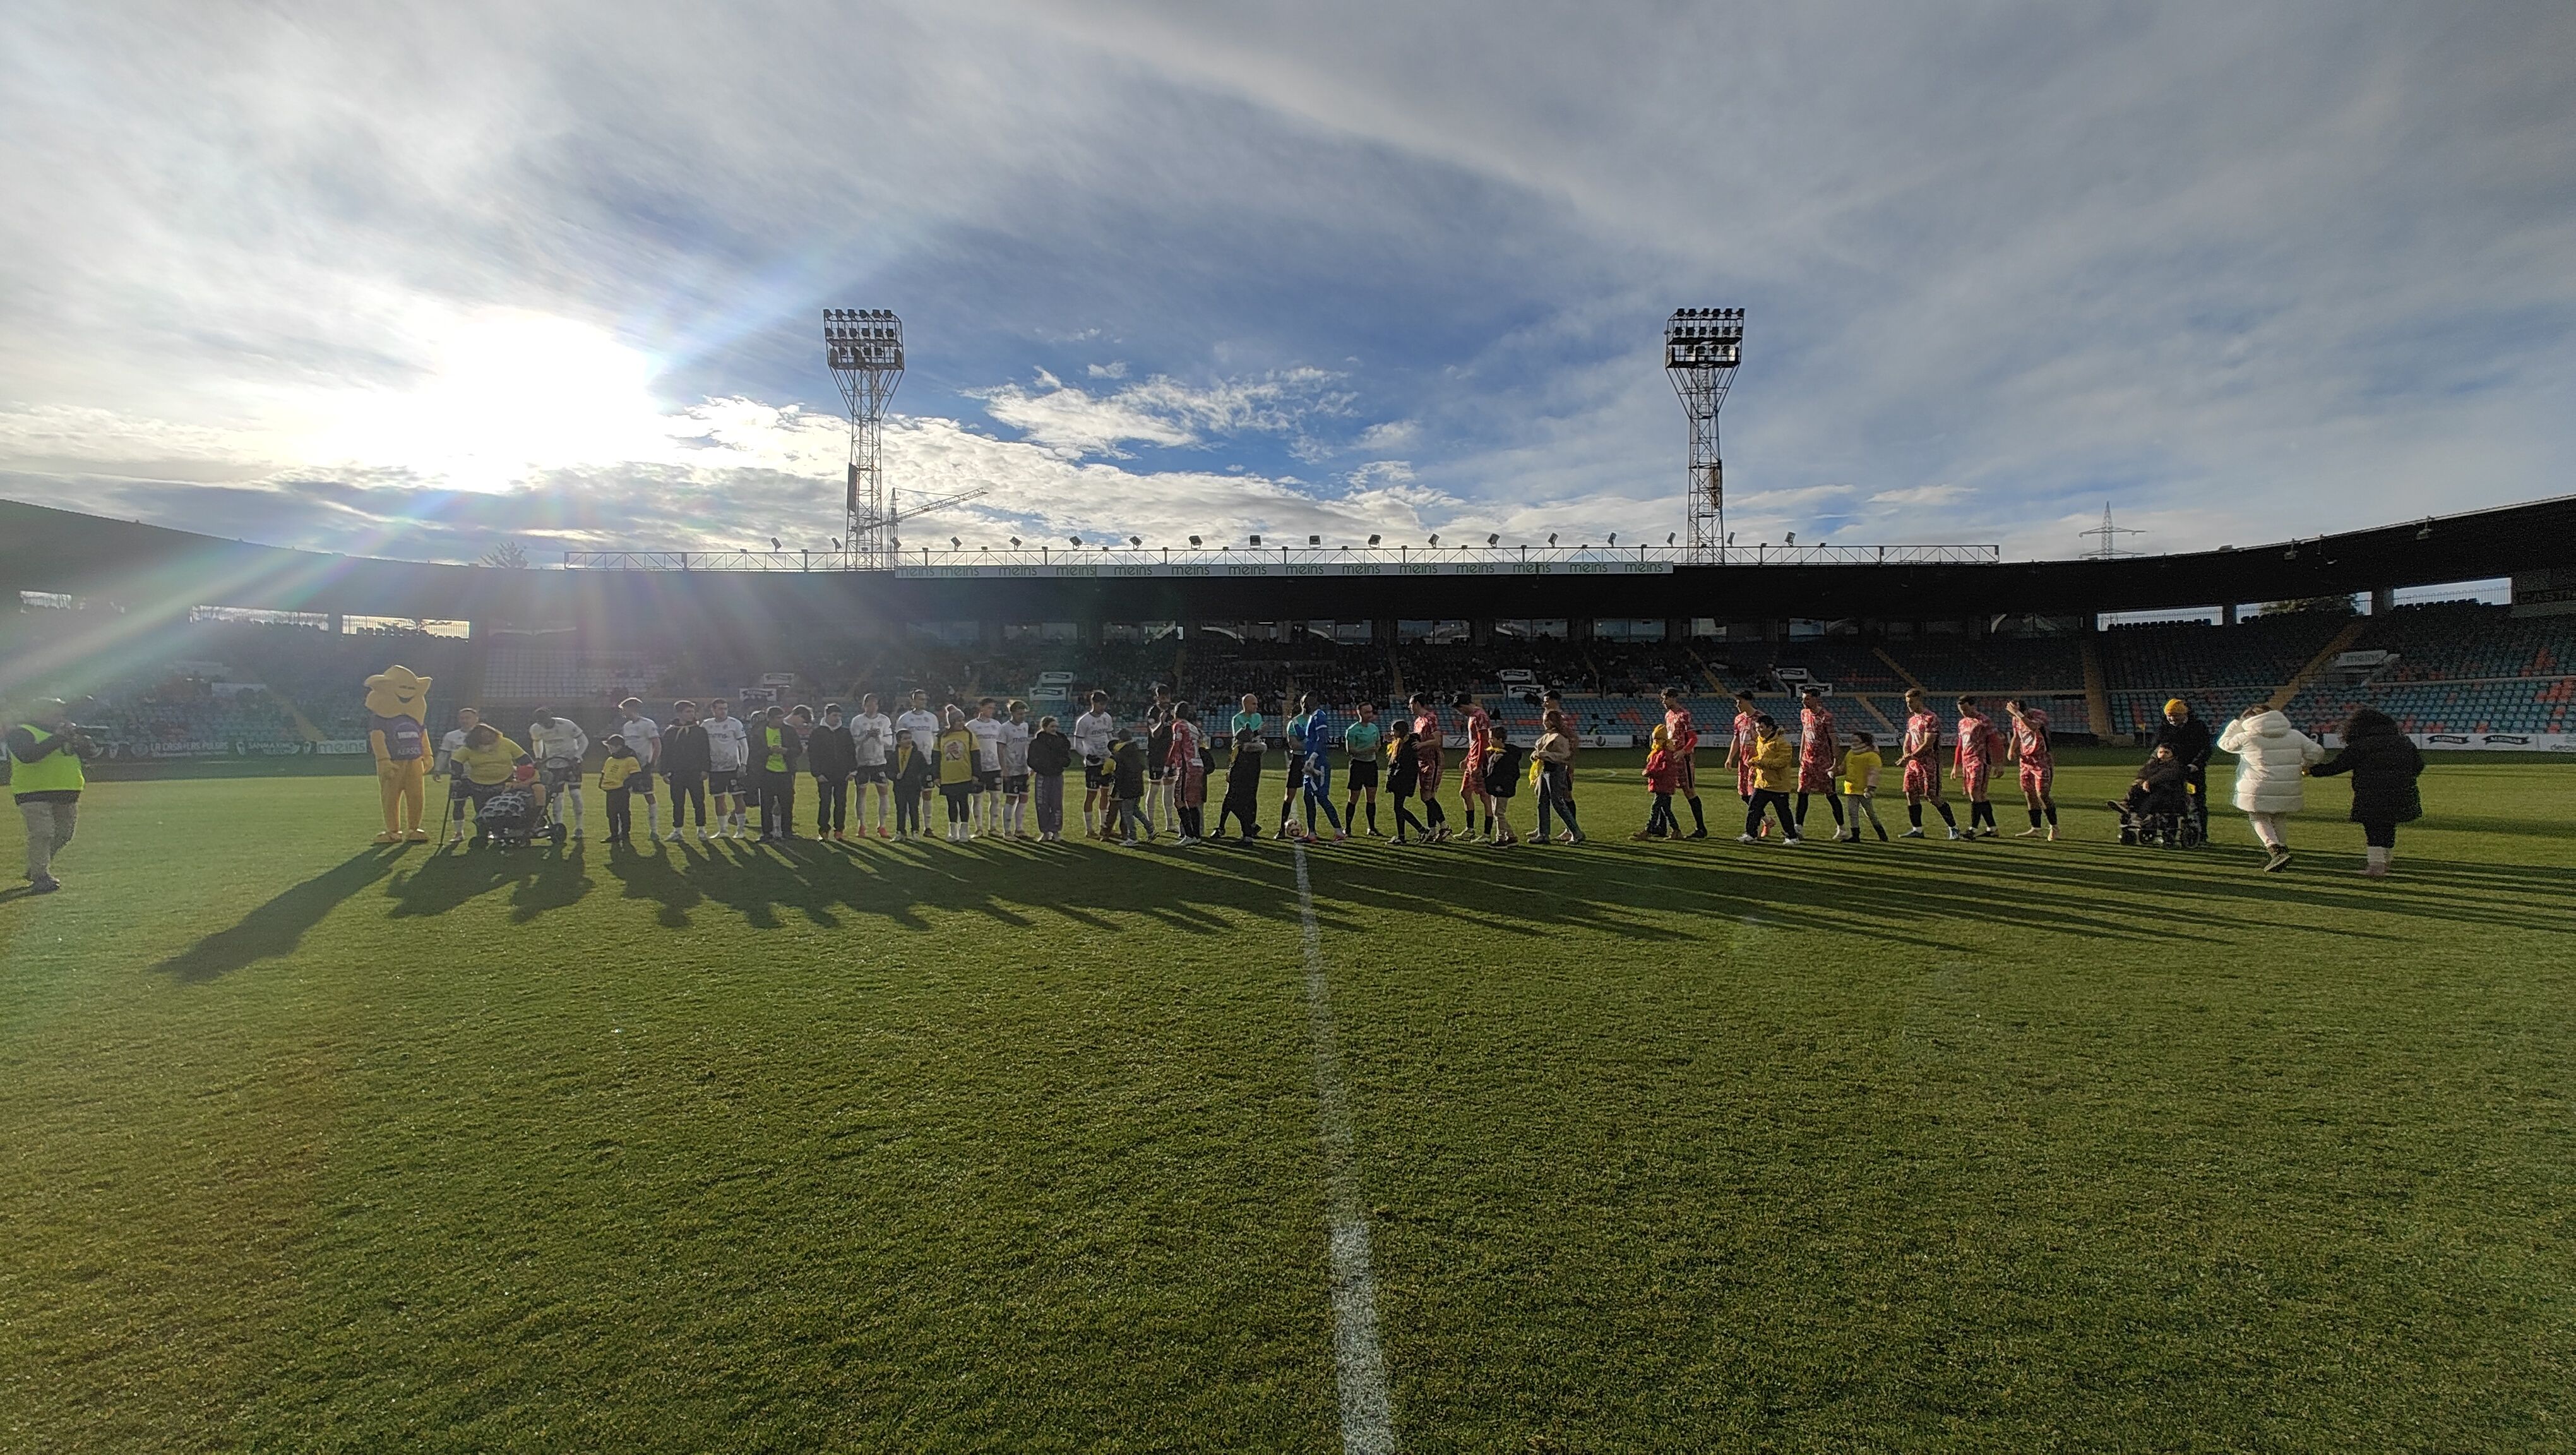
left=2113, top=791, right=2203, bottom=849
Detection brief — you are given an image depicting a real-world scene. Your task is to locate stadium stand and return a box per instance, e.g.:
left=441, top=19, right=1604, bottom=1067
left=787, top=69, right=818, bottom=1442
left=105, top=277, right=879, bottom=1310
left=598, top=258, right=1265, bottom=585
left=11, top=485, right=2574, bottom=757
left=39, top=606, right=2572, bottom=760
left=2280, top=602, right=2576, bottom=738
left=49, top=620, right=472, bottom=757
left=2097, top=613, right=2353, bottom=737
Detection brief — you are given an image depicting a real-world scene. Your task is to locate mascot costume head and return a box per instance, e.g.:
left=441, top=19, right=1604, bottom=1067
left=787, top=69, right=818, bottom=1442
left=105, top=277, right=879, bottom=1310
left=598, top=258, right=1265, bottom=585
left=365, top=665, right=432, bottom=844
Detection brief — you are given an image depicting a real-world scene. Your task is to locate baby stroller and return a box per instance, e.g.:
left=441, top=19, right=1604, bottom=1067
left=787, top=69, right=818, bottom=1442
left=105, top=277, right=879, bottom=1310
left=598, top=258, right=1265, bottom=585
left=477, top=785, right=563, bottom=849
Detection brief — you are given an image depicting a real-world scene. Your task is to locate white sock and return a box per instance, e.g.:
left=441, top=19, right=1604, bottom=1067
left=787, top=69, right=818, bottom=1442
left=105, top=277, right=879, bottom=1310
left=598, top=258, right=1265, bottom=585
left=645, top=799, right=660, bottom=834
left=568, top=789, right=585, bottom=830
left=2366, top=844, right=2389, bottom=868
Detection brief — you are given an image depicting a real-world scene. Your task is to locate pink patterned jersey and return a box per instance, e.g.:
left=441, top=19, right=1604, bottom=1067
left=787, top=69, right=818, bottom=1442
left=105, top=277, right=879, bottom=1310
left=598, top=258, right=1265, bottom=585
left=2011, top=709, right=2053, bottom=770
left=1731, top=710, right=1760, bottom=794
left=1954, top=712, right=2004, bottom=780
left=1798, top=705, right=1839, bottom=793
left=1413, top=710, right=1445, bottom=790
left=1664, top=707, right=1700, bottom=756
left=1902, top=710, right=1945, bottom=796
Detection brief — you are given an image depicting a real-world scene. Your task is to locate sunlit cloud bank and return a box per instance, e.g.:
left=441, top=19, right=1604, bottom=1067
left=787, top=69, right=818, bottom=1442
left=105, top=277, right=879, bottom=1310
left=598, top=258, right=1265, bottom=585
left=3, top=3, right=2572, bottom=570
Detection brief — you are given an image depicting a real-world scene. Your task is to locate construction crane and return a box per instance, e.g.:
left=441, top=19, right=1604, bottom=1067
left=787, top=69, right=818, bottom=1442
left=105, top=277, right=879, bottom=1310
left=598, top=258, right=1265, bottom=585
left=881, top=486, right=989, bottom=560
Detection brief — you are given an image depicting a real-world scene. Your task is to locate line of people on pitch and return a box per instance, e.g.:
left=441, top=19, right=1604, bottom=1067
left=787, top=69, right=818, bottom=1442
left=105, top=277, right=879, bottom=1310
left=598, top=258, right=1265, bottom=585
left=402, top=684, right=2426, bottom=876
left=1639, top=687, right=2066, bottom=847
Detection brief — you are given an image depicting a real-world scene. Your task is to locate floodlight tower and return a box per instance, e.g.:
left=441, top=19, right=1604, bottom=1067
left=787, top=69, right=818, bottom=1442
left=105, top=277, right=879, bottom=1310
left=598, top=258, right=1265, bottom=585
left=824, top=308, right=905, bottom=568
left=1665, top=307, right=1744, bottom=563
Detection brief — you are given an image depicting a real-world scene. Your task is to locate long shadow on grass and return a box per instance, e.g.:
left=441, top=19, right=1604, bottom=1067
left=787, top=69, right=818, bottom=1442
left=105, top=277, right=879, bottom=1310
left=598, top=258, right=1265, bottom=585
left=157, top=846, right=406, bottom=982
left=1292, top=830, right=2570, bottom=954
left=383, top=841, right=596, bottom=923
left=593, top=832, right=1306, bottom=934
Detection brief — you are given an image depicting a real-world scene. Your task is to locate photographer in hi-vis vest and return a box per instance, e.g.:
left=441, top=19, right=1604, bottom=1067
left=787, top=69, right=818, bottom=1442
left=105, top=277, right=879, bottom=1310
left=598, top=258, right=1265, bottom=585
left=8, top=698, right=102, bottom=895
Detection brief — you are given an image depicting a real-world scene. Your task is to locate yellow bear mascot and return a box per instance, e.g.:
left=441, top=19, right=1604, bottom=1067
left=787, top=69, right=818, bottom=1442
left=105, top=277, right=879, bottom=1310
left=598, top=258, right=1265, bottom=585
left=364, top=666, right=433, bottom=844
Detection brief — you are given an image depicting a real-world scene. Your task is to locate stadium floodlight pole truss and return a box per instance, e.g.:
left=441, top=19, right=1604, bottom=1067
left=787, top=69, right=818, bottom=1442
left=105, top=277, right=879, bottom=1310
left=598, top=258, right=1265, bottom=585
left=1666, top=307, right=1744, bottom=564
left=825, top=308, right=905, bottom=569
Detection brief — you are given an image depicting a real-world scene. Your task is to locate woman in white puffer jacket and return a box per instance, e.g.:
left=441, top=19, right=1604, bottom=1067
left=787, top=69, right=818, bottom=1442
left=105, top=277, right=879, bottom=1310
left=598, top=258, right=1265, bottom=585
left=2217, top=704, right=2325, bottom=870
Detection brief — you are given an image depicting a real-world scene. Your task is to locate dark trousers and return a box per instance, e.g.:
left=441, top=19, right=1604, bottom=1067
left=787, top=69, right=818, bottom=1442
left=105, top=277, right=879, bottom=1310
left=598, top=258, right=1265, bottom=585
left=1393, top=793, right=1424, bottom=839
left=1746, top=789, right=1797, bottom=837
left=2360, top=816, right=2398, bottom=849
left=814, top=774, right=849, bottom=832
left=1536, top=765, right=1579, bottom=839
left=605, top=787, right=633, bottom=841
left=1218, top=757, right=1263, bottom=836
left=761, top=776, right=796, bottom=837
left=667, top=770, right=707, bottom=827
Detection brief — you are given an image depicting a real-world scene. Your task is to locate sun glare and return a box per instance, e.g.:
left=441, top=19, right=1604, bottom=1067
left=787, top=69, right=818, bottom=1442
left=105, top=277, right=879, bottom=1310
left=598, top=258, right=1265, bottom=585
left=307, top=309, right=671, bottom=491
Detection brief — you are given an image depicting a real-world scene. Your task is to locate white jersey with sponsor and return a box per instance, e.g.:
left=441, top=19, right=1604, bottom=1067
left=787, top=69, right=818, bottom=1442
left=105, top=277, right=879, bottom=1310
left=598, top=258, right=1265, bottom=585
left=966, top=717, right=1003, bottom=772
left=436, top=726, right=474, bottom=774
left=617, top=714, right=660, bottom=769
left=849, top=712, right=893, bottom=767
left=527, top=718, right=589, bottom=767
left=1070, top=710, right=1115, bottom=762
left=999, top=719, right=1032, bottom=775
left=703, top=714, right=749, bottom=772
left=895, top=707, right=941, bottom=757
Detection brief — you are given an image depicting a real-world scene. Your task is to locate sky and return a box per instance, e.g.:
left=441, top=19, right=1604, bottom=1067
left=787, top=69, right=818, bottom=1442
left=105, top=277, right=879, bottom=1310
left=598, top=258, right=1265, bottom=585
left=3, top=1, right=2572, bottom=566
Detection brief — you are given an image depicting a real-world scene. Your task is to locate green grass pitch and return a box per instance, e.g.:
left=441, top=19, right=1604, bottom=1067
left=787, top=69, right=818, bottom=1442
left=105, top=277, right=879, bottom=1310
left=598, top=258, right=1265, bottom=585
left=5, top=751, right=2572, bottom=1451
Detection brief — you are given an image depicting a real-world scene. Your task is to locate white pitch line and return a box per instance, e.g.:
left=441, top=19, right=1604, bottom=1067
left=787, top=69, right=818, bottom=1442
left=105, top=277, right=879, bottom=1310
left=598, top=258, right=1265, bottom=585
left=1293, top=842, right=1398, bottom=1455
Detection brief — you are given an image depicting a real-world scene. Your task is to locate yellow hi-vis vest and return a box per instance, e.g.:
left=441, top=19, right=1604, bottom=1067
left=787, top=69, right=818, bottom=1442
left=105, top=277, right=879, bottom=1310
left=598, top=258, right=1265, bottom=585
left=10, top=726, right=85, bottom=796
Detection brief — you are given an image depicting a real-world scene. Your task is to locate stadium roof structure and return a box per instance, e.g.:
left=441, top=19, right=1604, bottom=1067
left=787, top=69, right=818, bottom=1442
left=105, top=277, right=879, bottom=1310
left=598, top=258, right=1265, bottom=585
left=3, top=494, right=2572, bottom=636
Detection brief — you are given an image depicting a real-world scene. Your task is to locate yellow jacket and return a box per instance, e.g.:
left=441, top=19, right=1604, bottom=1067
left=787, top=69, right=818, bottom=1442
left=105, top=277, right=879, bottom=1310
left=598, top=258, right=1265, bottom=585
left=453, top=734, right=528, bottom=787
left=936, top=726, right=977, bottom=786
left=599, top=754, right=640, bottom=791
left=1751, top=733, right=1795, bottom=792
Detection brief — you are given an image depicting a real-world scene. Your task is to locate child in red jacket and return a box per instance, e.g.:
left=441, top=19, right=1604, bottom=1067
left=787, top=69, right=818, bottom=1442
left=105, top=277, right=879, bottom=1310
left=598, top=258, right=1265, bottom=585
left=1635, top=723, right=1683, bottom=839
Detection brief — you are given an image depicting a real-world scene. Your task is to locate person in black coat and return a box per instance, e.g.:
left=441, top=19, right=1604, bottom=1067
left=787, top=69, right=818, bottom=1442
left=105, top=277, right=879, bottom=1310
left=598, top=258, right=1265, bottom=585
left=2152, top=699, right=2215, bottom=837
left=659, top=701, right=713, bottom=841
left=2106, top=745, right=2190, bottom=844
left=2310, top=706, right=2423, bottom=878
left=805, top=703, right=858, bottom=839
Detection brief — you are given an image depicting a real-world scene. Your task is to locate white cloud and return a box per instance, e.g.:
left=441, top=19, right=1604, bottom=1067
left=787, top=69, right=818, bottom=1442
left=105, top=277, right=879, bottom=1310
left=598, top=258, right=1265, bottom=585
left=1343, top=459, right=1415, bottom=489
left=1354, top=418, right=1419, bottom=451
left=1868, top=484, right=1971, bottom=508
left=969, top=367, right=1355, bottom=458
left=1, top=2, right=2572, bottom=565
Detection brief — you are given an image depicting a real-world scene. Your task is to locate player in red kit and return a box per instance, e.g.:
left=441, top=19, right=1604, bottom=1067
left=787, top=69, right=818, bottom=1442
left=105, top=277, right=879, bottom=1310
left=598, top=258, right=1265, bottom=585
left=1794, top=688, right=1842, bottom=837
left=1953, top=695, right=2008, bottom=838
left=1899, top=687, right=1962, bottom=840
left=1658, top=687, right=1710, bottom=838
left=1721, top=689, right=1761, bottom=839
left=2005, top=697, right=2059, bottom=840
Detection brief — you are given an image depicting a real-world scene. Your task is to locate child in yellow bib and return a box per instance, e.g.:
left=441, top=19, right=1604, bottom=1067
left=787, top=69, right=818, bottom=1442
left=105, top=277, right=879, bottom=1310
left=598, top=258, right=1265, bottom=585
left=936, top=710, right=978, bottom=841
left=1837, top=733, right=1888, bottom=841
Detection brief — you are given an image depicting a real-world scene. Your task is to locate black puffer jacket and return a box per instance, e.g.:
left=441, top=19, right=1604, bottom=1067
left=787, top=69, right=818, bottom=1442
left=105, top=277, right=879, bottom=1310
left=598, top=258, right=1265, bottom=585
left=804, top=722, right=856, bottom=777
left=2311, top=721, right=2423, bottom=823
left=2153, top=712, right=2214, bottom=771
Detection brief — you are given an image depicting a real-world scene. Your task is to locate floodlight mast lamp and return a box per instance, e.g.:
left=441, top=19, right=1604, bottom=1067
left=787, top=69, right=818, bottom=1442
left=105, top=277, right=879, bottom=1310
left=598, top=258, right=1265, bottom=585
left=825, top=308, right=905, bottom=568
left=1666, top=307, right=1743, bottom=563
